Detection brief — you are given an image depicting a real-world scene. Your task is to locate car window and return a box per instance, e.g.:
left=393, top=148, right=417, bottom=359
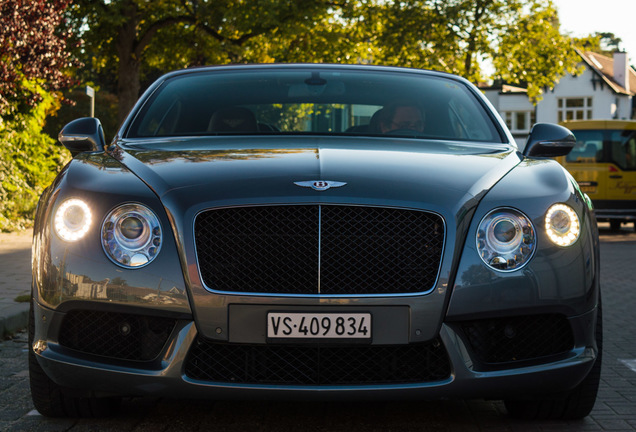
left=448, top=99, right=494, bottom=141
left=126, top=69, right=504, bottom=143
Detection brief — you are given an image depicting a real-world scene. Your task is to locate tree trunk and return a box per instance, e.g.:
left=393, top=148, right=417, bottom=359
left=117, top=56, right=140, bottom=125
left=463, top=0, right=488, bottom=79
left=116, top=0, right=141, bottom=125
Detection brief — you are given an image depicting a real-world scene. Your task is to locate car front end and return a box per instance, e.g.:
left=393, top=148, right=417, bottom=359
left=30, top=64, right=601, bottom=420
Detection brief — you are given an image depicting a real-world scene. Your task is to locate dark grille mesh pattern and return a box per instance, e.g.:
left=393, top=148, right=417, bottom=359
left=59, top=310, right=176, bottom=361
left=461, top=314, right=574, bottom=364
left=195, top=205, right=444, bottom=295
left=196, top=205, right=319, bottom=294
left=184, top=338, right=451, bottom=385
left=320, top=206, right=443, bottom=295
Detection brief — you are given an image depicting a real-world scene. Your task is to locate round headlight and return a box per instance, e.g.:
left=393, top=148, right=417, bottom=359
left=54, top=199, right=92, bottom=242
left=545, top=204, right=580, bottom=247
left=102, top=203, right=162, bottom=268
left=476, top=208, right=535, bottom=271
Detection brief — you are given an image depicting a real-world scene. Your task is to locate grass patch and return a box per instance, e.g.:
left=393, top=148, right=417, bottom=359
left=14, top=294, right=30, bottom=303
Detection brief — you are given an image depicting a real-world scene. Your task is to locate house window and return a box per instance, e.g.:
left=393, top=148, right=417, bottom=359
left=503, top=111, right=535, bottom=133
left=557, top=98, right=593, bottom=122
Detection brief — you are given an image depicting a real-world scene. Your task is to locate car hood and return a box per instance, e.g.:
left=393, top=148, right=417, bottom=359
left=114, top=136, right=521, bottom=220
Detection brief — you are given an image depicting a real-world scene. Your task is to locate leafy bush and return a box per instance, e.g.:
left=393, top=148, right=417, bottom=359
left=0, top=81, right=70, bottom=232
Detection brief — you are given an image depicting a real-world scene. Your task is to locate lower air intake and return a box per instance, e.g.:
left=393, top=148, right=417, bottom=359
left=461, top=314, right=574, bottom=364
left=58, top=310, right=176, bottom=361
left=185, top=338, right=451, bottom=385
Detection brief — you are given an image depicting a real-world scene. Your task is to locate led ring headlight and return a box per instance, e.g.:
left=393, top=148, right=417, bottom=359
left=102, top=203, right=162, bottom=268
left=476, top=208, right=536, bottom=272
left=54, top=198, right=92, bottom=242
left=545, top=203, right=580, bottom=247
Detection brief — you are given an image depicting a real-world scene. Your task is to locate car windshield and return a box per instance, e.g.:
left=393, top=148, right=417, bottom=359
left=125, top=67, right=504, bottom=143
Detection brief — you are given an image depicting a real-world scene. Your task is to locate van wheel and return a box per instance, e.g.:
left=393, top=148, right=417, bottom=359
left=28, top=302, right=121, bottom=417
left=504, top=301, right=602, bottom=420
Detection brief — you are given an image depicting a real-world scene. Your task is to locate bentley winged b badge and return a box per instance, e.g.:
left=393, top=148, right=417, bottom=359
left=294, top=180, right=347, bottom=191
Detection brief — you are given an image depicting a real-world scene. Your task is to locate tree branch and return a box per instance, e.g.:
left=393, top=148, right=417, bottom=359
left=135, top=15, right=197, bottom=57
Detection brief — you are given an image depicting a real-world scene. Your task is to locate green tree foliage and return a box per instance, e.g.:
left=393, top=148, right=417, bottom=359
left=493, top=0, right=582, bottom=102
left=0, top=0, right=77, bottom=231
left=360, top=0, right=581, bottom=101
left=69, top=0, right=585, bottom=121
left=0, top=84, right=70, bottom=231
left=0, top=0, right=78, bottom=116
left=346, top=1, right=462, bottom=72
left=573, top=32, right=624, bottom=56
left=70, top=0, right=351, bottom=123
left=595, top=32, right=623, bottom=53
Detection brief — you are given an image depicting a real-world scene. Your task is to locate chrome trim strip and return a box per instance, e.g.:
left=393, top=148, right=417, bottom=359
left=317, top=205, right=322, bottom=295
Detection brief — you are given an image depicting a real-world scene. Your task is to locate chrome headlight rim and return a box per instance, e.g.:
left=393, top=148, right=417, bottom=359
left=476, top=207, right=536, bottom=272
left=101, top=203, right=162, bottom=269
left=54, top=198, right=92, bottom=242
left=545, top=203, right=580, bottom=247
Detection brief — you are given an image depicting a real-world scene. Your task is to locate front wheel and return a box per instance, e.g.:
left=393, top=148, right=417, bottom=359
left=504, top=303, right=602, bottom=420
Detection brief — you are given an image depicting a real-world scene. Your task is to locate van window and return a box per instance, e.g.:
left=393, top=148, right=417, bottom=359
left=567, top=129, right=636, bottom=171
left=567, top=130, right=602, bottom=163
left=609, top=130, right=636, bottom=171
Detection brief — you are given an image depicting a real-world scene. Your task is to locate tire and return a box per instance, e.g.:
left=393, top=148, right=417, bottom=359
left=609, top=220, right=621, bottom=231
left=504, top=301, right=603, bottom=420
left=28, top=301, right=121, bottom=417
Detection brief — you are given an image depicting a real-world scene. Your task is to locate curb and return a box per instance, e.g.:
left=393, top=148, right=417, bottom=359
left=0, top=302, right=29, bottom=338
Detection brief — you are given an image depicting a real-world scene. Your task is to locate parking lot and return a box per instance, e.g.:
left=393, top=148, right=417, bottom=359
left=0, top=224, right=635, bottom=431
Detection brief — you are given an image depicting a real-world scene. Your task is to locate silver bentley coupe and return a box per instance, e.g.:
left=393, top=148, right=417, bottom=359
left=30, top=64, right=601, bottom=420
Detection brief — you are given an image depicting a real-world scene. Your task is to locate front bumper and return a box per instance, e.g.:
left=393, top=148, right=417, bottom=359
left=32, top=301, right=598, bottom=401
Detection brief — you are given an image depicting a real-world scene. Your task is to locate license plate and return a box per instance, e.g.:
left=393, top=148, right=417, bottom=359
left=267, top=312, right=371, bottom=339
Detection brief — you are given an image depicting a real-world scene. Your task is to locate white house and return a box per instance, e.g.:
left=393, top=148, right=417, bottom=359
left=482, top=50, right=636, bottom=149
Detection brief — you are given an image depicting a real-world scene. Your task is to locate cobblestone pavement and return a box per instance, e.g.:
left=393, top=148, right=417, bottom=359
left=0, top=226, right=635, bottom=431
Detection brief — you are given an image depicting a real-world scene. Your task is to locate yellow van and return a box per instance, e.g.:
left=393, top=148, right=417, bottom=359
left=557, top=120, right=636, bottom=230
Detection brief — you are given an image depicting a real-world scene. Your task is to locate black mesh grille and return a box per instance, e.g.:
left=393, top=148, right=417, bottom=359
left=460, top=314, right=574, bottom=364
left=195, top=205, right=444, bottom=295
left=196, top=205, right=319, bottom=295
left=184, top=338, right=451, bottom=385
left=58, top=310, right=176, bottom=361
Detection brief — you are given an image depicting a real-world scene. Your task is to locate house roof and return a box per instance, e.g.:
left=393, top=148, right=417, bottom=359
left=478, top=82, right=528, bottom=94
left=577, top=48, right=636, bottom=96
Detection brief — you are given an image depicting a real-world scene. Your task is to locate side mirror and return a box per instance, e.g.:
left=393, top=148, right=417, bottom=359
left=58, top=117, right=106, bottom=157
left=522, top=123, right=575, bottom=158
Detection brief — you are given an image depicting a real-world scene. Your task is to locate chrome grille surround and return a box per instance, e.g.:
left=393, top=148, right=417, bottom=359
left=194, top=205, right=445, bottom=297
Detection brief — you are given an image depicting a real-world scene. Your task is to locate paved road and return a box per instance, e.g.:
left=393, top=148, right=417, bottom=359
left=1, top=225, right=635, bottom=431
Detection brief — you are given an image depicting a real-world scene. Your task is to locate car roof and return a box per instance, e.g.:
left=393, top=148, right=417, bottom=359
left=156, top=63, right=469, bottom=84
left=561, top=119, right=636, bottom=130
